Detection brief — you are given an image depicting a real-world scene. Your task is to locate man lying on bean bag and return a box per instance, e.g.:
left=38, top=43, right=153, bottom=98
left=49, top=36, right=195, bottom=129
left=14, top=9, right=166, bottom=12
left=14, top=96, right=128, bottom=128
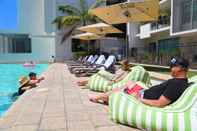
left=89, top=57, right=189, bottom=107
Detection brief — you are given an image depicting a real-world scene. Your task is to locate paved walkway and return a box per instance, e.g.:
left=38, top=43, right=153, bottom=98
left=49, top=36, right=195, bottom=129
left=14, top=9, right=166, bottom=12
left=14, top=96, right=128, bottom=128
left=0, top=63, right=140, bottom=131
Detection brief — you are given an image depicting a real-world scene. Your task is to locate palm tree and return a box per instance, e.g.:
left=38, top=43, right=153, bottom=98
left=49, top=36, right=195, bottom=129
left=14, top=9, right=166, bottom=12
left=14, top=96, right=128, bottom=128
left=53, top=0, right=105, bottom=43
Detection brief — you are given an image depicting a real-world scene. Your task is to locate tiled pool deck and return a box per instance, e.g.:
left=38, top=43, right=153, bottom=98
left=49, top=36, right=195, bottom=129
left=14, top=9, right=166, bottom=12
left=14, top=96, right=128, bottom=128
left=0, top=63, right=141, bottom=131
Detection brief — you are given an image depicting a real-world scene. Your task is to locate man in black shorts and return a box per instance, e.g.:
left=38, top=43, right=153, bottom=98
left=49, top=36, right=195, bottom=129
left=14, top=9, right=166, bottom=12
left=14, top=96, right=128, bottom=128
left=137, top=57, right=189, bottom=107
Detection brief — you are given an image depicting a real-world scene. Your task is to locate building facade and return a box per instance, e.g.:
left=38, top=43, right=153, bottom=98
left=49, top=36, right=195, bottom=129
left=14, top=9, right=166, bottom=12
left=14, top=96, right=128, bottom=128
left=0, top=0, right=56, bottom=63
left=0, top=0, right=95, bottom=63
left=128, top=0, right=197, bottom=68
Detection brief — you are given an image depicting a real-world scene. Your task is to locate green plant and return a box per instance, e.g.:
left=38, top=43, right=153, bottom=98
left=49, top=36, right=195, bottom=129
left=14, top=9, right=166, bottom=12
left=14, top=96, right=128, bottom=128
left=169, top=48, right=181, bottom=57
left=73, top=51, right=89, bottom=59
left=53, top=0, right=105, bottom=43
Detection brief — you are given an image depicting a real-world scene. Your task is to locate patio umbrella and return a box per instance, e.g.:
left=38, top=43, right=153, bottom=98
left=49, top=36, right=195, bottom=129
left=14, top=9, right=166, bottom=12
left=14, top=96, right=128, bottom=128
left=77, top=23, right=123, bottom=35
left=90, top=0, right=159, bottom=24
left=72, top=33, right=103, bottom=40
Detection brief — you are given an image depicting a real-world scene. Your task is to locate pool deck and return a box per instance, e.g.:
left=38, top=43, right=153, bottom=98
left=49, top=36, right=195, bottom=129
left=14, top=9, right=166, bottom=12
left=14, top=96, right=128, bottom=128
left=0, top=63, right=140, bottom=131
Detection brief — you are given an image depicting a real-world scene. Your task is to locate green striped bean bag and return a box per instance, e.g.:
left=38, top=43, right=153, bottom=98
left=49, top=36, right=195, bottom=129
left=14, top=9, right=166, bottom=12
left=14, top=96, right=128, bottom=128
left=109, top=82, right=197, bottom=131
left=97, top=69, right=114, bottom=80
left=87, top=66, right=151, bottom=92
left=189, top=75, right=197, bottom=83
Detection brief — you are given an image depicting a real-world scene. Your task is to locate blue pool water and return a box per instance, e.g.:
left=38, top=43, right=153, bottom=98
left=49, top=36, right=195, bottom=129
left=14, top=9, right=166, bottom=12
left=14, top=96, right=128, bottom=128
left=0, top=64, right=48, bottom=117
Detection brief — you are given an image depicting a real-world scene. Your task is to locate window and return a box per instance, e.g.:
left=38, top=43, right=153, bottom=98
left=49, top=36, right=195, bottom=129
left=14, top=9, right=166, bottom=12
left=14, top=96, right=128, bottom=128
left=148, top=42, right=156, bottom=52
left=0, top=34, right=31, bottom=54
left=158, top=38, right=179, bottom=55
left=181, top=0, right=192, bottom=25
left=8, top=38, right=31, bottom=53
left=71, top=39, right=88, bottom=52
left=193, top=0, right=197, bottom=21
left=130, top=48, right=137, bottom=57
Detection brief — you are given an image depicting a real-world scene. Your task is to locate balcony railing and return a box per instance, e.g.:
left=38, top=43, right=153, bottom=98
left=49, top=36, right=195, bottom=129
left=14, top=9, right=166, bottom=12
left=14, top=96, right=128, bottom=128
left=151, top=15, right=170, bottom=31
left=128, top=43, right=197, bottom=69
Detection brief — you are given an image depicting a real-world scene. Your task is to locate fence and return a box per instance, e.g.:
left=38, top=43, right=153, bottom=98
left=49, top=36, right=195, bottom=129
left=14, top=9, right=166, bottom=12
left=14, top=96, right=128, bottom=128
left=127, top=44, right=197, bottom=69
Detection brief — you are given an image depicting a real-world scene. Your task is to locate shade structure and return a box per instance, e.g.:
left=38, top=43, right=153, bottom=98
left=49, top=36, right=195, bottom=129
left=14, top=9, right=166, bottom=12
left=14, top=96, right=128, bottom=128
left=90, top=0, right=159, bottom=24
left=72, top=33, right=103, bottom=40
left=77, top=23, right=123, bottom=35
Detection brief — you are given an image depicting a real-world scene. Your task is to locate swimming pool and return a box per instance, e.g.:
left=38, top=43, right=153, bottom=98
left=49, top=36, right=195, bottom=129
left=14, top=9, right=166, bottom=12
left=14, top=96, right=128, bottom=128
left=0, top=64, right=48, bottom=117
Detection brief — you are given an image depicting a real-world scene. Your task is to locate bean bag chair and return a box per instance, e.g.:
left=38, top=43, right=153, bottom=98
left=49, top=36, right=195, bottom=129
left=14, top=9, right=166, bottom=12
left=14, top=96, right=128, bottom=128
left=97, top=69, right=114, bottom=80
left=87, top=66, right=151, bottom=92
left=189, top=75, right=197, bottom=83
left=108, top=82, right=197, bottom=131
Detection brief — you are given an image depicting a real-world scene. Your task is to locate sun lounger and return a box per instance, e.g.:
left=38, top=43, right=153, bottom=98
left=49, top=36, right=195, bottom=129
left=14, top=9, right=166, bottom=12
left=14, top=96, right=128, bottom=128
left=65, top=56, right=84, bottom=64
left=68, top=55, right=98, bottom=71
left=69, top=55, right=106, bottom=73
left=69, top=55, right=94, bottom=66
left=87, top=66, right=151, bottom=92
left=66, top=55, right=89, bottom=66
left=73, top=55, right=116, bottom=76
left=109, top=79, right=197, bottom=131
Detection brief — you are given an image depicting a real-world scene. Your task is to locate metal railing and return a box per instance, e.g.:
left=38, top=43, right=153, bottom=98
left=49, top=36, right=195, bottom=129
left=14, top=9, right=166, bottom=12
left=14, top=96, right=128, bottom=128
left=128, top=44, right=197, bottom=69
left=151, top=16, right=170, bottom=30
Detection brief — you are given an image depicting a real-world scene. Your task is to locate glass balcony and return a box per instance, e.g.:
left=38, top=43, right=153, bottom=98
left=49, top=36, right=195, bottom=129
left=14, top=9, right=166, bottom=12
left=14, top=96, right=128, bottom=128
left=151, top=15, right=170, bottom=31
left=128, top=42, right=197, bottom=69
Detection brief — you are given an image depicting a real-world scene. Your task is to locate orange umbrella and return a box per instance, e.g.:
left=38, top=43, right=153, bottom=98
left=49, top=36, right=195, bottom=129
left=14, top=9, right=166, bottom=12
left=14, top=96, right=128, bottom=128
left=77, top=23, right=123, bottom=35
left=72, top=33, right=103, bottom=40
left=90, top=0, right=159, bottom=24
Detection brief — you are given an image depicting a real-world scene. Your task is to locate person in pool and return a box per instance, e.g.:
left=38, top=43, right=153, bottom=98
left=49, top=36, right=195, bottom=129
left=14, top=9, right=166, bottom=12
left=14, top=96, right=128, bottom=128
left=17, top=73, right=44, bottom=95
left=28, top=72, right=45, bottom=87
left=89, top=57, right=190, bottom=107
left=18, top=76, right=32, bottom=95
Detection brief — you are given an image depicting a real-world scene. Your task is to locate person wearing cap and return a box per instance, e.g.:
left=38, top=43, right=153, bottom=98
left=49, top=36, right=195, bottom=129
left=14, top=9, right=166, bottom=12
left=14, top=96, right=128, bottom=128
left=133, top=57, right=190, bottom=107
left=89, top=57, right=189, bottom=107
left=18, top=76, right=31, bottom=95
left=28, top=72, right=45, bottom=87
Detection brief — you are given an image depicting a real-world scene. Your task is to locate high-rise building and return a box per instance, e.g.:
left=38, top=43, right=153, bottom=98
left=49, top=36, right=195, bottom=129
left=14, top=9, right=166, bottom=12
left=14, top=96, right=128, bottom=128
left=0, top=0, right=94, bottom=63
left=0, top=0, right=56, bottom=63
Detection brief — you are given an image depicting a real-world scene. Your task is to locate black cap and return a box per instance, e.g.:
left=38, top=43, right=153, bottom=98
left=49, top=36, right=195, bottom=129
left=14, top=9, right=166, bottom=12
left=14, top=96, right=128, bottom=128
left=170, top=57, right=189, bottom=69
left=29, top=72, right=37, bottom=77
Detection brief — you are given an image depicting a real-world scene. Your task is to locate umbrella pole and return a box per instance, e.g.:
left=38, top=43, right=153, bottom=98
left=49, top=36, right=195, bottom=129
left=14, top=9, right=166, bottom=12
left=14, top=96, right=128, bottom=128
left=88, top=41, right=89, bottom=52
left=99, top=40, right=101, bottom=54
left=126, top=35, right=129, bottom=59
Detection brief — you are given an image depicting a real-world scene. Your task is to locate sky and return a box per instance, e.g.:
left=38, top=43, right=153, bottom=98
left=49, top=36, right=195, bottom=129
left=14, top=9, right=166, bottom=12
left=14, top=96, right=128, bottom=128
left=0, top=0, right=17, bottom=30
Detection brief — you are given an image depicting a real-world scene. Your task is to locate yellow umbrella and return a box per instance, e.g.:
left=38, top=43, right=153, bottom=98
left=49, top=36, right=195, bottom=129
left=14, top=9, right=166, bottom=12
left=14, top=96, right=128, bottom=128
left=72, top=33, right=103, bottom=40
left=77, top=23, right=123, bottom=35
left=90, top=0, right=159, bottom=24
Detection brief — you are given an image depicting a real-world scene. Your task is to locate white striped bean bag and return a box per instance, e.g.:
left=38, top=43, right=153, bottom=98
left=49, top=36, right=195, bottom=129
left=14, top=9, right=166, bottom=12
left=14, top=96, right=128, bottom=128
left=87, top=66, right=151, bottom=92
left=109, top=82, right=197, bottom=131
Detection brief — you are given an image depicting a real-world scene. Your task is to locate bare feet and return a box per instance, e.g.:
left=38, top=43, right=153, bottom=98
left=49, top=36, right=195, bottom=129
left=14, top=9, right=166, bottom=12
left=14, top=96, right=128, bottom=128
left=88, top=94, right=100, bottom=103
left=88, top=94, right=108, bottom=105
left=77, top=81, right=87, bottom=86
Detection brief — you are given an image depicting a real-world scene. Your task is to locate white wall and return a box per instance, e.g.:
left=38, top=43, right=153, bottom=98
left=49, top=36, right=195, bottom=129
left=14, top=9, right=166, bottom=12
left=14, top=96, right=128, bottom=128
left=18, top=0, right=52, bottom=35
left=0, top=36, right=55, bottom=63
left=55, top=34, right=73, bottom=61
left=44, top=0, right=56, bottom=34
left=127, top=23, right=144, bottom=48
